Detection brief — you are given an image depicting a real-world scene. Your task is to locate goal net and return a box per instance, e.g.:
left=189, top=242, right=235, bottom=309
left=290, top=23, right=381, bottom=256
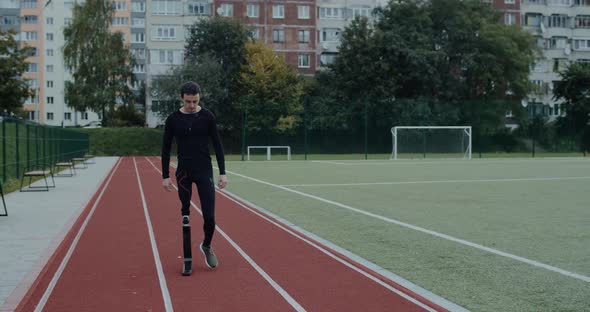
left=391, top=126, right=472, bottom=160
left=247, top=146, right=292, bottom=161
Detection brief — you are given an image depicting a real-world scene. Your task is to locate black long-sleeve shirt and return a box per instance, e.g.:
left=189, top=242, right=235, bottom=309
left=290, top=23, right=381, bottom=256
left=161, top=108, right=225, bottom=179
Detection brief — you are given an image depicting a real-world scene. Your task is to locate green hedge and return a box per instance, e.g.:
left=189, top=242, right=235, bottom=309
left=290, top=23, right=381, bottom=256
left=78, top=127, right=165, bottom=156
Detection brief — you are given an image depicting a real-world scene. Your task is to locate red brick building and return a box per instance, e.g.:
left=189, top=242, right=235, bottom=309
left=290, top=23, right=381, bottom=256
left=214, top=0, right=317, bottom=75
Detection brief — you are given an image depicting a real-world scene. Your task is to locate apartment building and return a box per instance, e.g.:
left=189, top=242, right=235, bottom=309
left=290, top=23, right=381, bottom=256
left=144, top=0, right=213, bottom=127
left=520, top=0, right=590, bottom=119
left=212, top=0, right=317, bottom=75
left=316, top=0, right=387, bottom=69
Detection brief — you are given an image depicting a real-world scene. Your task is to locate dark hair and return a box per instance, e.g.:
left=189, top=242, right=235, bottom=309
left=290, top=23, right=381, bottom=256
left=180, top=81, right=201, bottom=98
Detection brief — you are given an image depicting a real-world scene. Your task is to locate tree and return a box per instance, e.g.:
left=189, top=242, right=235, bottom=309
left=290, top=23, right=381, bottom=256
left=0, top=29, right=32, bottom=113
left=150, top=55, right=225, bottom=120
left=328, top=0, right=536, bottom=129
left=553, top=62, right=590, bottom=152
left=240, top=42, right=304, bottom=133
left=184, top=17, right=252, bottom=130
left=63, top=0, right=135, bottom=126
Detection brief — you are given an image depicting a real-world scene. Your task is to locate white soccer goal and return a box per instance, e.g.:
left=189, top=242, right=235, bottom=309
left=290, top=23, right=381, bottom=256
left=390, top=126, right=472, bottom=160
left=247, top=146, right=291, bottom=160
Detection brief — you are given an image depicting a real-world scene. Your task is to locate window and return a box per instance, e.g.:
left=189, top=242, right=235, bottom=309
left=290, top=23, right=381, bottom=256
left=131, top=32, right=145, bottom=43
left=320, top=53, right=337, bottom=66
left=219, top=4, right=233, bottom=17
left=26, top=63, right=37, bottom=72
left=298, top=30, right=310, bottom=43
left=133, top=64, right=145, bottom=73
left=298, top=5, right=309, bottom=19
left=47, top=96, right=54, bottom=104
left=298, top=55, right=310, bottom=68
left=532, top=60, right=544, bottom=72
left=22, top=15, right=37, bottom=24
left=505, top=13, right=515, bottom=25
left=351, top=7, right=370, bottom=18
left=547, top=14, right=568, bottom=28
left=152, top=25, right=178, bottom=41
left=273, top=29, right=285, bottom=43
left=46, top=33, right=54, bottom=41
left=64, top=112, right=71, bottom=120
left=132, top=17, right=145, bottom=27
left=25, top=95, right=38, bottom=105
left=26, top=47, right=37, bottom=57
left=151, top=49, right=182, bottom=64
left=47, top=80, right=53, bottom=88
left=0, top=16, right=18, bottom=25
left=251, top=29, right=260, bottom=40
left=23, top=31, right=37, bottom=41
left=152, top=0, right=181, bottom=15
left=131, top=1, right=145, bottom=12
left=20, top=0, right=37, bottom=8
left=549, top=37, right=567, bottom=49
left=187, top=1, right=208, bottom=15
left=553, top=58, right=568, bottom=71
left=46, top=112, right=54, bottom=120
left=64, top=1, right=73, bottom=8
left=113, top=1, right=127, bottom=11
left=46, top=65, right=54, bottom=72
left=524, top=13, right=542, bottom=26
left=64, top=18, right=72, bottom=25
left=576, top=15, right=590, bottom=28
left=272, top=5, right=284, bottom=18
left=132, top=48, right=145, bottom=59
left=547, top=0, right=571, bottom=5
left=46, top=17, right=53, bottom=24
left=505, top=0, right=515, bottom=3
left=112, top=17, right=128, bottom=26
left=573, top=38, right=590, bottom=50
left=247, top=4, right=259, bottom=18
left=322, top=28, right=340, bottom=42
left=81, top=112, right=88, bottom=120
left=319, top=7, right=343, bottom=19
left=26, top=79, right=38, bottom=89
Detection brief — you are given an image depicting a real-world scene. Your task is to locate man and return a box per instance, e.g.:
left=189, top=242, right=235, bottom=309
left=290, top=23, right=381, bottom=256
left=161, top=81, right=227, bottom=276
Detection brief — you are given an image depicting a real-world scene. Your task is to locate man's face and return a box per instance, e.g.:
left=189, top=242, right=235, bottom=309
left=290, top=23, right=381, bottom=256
left=181, top=94, right=200, bottom=112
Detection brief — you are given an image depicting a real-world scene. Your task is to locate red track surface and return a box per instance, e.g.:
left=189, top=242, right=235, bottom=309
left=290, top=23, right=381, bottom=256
left=12, top=157, right=449, bottom=312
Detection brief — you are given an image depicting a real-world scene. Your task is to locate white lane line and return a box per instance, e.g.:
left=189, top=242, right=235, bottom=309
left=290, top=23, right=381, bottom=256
left=34, top=158, right=122, bottom=312
left=220, top=168, right=590, bottom=284
left=217, top=190, right=447, bottom=312
left=220, top=189, right=468, bottom=311
left=310, top=160, right=351, bottom=165
left=281, top=176, right=590, bottom=187
left=144, top=157, right=305, bottom=312
left=133, top=158, right=174, bottom=312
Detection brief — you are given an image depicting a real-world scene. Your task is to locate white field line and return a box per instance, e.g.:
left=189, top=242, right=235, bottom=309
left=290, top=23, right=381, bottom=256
left=219, top=167, right=590, bottom=284
left=34, top=158, right=122, bottom=312
left=144, top=157, right=306, bottom=312
left=133, top=158, right=174, bottom=312
left=281, top=176, right=590, bottom=187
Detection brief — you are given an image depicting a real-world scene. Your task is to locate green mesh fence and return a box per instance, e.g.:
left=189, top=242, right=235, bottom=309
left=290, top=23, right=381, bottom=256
left=0, top=117, right=89, bottom=182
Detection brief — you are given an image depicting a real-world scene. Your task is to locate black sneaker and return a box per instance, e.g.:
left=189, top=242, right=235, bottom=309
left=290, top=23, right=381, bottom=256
left=200, top=243, right=218, bottom=268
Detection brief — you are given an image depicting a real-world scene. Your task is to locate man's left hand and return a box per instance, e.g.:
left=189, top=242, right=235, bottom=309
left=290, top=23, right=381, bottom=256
left=218, top=175, right=228, bottom=189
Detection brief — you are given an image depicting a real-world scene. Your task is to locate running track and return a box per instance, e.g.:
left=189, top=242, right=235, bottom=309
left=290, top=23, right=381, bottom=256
left=10, top=157, right=455, bottom=312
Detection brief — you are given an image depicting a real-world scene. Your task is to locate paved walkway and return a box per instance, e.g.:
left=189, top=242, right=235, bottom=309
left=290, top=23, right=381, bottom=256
left=0, top=157, right=118, bottom=310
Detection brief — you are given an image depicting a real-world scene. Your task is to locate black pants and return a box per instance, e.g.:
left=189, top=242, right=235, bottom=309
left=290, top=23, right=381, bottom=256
left=175, top=167, right=216, bottom=247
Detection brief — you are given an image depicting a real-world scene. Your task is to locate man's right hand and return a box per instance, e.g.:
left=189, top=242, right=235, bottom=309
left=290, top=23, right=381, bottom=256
left=162, top=178, right=173, bottom=192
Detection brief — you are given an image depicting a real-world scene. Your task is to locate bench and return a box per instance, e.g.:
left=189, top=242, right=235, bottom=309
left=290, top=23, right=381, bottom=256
left=84, top=154, right=96, bottom=164
left=72, top=157, right=88, bottom=169
left=20, top=164, right=55, bottom=192
left=54, top=160, right=76, bottom=177
left=0, top=182, right=6, bottom=216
